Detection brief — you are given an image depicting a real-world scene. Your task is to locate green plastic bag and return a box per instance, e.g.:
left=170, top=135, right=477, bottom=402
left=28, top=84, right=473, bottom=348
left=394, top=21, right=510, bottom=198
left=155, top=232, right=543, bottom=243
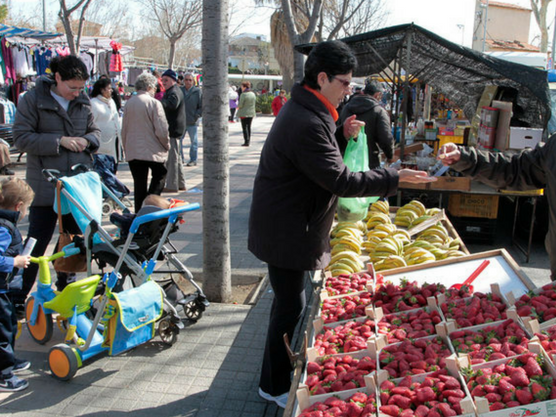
left=337, top=128, right=379, bottom=221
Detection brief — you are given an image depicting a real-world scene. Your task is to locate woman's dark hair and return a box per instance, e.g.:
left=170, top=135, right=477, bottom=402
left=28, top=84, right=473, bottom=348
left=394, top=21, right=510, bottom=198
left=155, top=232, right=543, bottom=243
left=91, top=77, right=112, bottom=98
left=301, top=40, right=357, bottom=90
left=49, top=55, right=89, bottom=81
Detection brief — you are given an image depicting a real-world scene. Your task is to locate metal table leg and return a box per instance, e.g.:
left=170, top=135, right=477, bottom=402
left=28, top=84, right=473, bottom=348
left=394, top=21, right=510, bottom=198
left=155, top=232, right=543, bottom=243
left=511, top=196, right=537, bottom=263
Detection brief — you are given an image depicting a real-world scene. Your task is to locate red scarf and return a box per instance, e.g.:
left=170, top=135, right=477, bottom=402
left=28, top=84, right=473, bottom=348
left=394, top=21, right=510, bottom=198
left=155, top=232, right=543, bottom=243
left=303, top=85, right=339, bottom=122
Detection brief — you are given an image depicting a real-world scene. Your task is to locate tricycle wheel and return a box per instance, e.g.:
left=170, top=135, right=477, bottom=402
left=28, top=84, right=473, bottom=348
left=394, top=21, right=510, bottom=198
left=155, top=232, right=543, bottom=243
left=158, top=318, right=178, bottom=345
left=49, top=344, right=80, bottom=381
left=25, top=296, right=53, bottom=344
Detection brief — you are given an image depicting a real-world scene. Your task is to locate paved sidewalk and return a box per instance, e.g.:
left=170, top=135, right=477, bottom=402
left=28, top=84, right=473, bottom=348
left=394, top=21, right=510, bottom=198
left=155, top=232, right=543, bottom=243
left=0, top=116, right=284, bottom=416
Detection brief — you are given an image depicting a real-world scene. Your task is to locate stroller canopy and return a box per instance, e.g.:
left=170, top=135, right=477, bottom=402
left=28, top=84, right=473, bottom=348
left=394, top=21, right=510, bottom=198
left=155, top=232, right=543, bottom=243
left=55, top=171, right=103, bottom=234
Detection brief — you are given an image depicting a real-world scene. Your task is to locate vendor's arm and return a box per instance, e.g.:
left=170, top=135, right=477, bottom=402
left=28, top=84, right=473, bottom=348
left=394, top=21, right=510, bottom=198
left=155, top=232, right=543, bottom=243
left=438, top=141, right=548, bottom=191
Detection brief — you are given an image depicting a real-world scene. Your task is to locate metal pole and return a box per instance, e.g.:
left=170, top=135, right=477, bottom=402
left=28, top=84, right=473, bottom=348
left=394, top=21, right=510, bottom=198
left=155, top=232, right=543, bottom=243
left=42, top=0, right=46, bottom=31
left=552, top=4, right=556, bottom=68
left=482, top=0, right=489, bottom=52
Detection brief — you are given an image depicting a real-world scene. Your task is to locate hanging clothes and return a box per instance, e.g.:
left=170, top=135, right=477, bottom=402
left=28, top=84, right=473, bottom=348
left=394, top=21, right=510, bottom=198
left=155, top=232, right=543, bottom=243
left=35, top=47, right=53, bottom=76
left=109, top=40, right=123, bottom=73
left=79, top=51, right=93, bottom=76
left=0, top=98, right=17, bottom=124
left=13, top=45, right=31, bottom=78
left=55, top=46, right=70, bottom=57
left=1, top=38, right=15, bottom=81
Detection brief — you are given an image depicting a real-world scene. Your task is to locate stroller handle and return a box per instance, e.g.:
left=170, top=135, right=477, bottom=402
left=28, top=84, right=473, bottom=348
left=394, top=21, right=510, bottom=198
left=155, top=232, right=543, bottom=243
left=42, top=169, right=62, bottom=183
left=129, top=202, right=201, bottom=234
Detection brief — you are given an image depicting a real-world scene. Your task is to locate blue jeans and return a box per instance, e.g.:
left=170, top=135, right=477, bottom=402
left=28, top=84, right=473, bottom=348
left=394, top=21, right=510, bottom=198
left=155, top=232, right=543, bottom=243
left=185, top=125, right=198, bottom=163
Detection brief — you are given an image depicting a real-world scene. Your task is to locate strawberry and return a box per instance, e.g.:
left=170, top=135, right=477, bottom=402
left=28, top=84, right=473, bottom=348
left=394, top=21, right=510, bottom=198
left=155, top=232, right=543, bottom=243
left=490, top=402, right=506, bottom=411
left=415, top=386, right=436, bottom=403
left=510, top=369, right=530, bottom=387
left=436, top=403, right=457, bottom=416
left=389, top=394, right=412, bottom=409
left=523, top=357, right=543, bottom=377
left=400, top=410, right=414, bottom=417
left=380, top=405, right=401, bottom=416
left=531, top=382, right=550, bottom=401
left=307, top=362, right=321, bottom=374
left=345, top=402, right=363, bottom=417
left=515, top=388, right=533, bottom=405
left=414, top=405, right=430, bottom=417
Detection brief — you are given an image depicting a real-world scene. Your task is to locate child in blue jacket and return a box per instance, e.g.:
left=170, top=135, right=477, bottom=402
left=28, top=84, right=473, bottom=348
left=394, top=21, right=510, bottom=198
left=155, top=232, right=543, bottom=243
left=0, top=178, right=34, bottom=392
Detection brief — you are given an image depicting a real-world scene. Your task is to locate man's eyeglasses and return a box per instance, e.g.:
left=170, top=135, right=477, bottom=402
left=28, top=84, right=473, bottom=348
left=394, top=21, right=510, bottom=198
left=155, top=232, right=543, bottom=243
left=332, top=76, right=352, bottom=89
left=62, top=81, right=85, bottom=92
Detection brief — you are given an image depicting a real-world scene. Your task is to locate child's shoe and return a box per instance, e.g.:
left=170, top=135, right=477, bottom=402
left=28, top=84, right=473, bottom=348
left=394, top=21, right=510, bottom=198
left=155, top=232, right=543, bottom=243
left=12, top=359, right=31, bottom=373
left=0, top=373, right=29, bottom=392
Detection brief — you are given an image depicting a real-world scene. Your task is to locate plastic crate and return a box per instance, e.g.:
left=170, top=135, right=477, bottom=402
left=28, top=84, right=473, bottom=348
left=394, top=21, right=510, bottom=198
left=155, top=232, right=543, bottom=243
left=448, top=215, right=498, bottom=244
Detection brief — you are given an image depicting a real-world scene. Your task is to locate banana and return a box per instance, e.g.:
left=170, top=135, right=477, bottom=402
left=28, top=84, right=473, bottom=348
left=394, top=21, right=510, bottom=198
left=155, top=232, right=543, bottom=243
left=392, top=229, right=411, bottom=241
left=330, top=236, right=362, bottom=253
left=394, top=216, right=413, bottom=228
left=328, top=261, right=356, bottom=274
left=330, top=250, right=361, bottom=265
left=330, top=268, right=353, bottom=277
left=410, top=215, right=433, bottom=228
left=366, top=212, right=392, bottom=229
left=366, top=230, right=390, bottom=240
left=331, top=243, right=353, bottom=256
left=334, top=228, right=363, bottom=240
left=370, top=200, right=390, bottom=214
left=406, top=239, right=437, bottom=251
left=362, top=241, right=378, bottom=253
left=374, top=223, right=398, bottom=235
left=403, top=248, right=434, bottom=261
left=407, top=254, right=436, bottom=266
left=443, top=250, right=467, bottom=259
left=407, top=200, right=426, bottom=217
left=426, top=208, right=441, bottom=216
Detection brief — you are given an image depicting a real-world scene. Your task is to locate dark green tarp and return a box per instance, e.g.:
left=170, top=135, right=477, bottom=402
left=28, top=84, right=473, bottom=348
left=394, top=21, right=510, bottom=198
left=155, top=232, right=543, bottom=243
left=296, top=23, right=550, bottom=129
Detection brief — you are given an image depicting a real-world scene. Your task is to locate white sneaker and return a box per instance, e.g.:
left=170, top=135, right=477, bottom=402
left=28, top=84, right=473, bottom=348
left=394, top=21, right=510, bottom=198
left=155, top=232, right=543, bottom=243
left=258, top=387, right=288, bottom=408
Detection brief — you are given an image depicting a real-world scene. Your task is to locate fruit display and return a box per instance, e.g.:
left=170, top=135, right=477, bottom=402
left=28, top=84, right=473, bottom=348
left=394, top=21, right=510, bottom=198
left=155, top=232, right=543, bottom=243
left=515, top=282, right=556, bottom=324
left=376, top=307, right=444, bottom=343
left=379, top=336, right=453, bottom=378
left=462, top=353, right=556, bottom=411
left=320, top=292, right=373, bottom=324
left=449, top=319, right=530, bottom=364
left=323, top=272, right=372, bottom=297
left=313, top=319, right=376, bottom=356
left=372, top=280, right=446, bottom=314
left=379, top=371, right=470, bottom=416
left=532, top=324, right=556, bottom=358
left=393, top=200, right=427, bottom=228
left=304, top=355, right=377, bottom=395
left=298, top=392, right=377, bottom=417
left=440, top=292, right=508, bottom=328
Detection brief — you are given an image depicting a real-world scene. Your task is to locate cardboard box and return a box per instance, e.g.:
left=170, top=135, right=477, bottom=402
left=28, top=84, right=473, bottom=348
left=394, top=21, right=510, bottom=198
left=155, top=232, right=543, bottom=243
left=509, top=127, right=543, bottom=149
left=448, top=193, right=499, bottom=219
left=399, top=176, right=471, bottom=191
left=492, top=100, right=513, bottom=150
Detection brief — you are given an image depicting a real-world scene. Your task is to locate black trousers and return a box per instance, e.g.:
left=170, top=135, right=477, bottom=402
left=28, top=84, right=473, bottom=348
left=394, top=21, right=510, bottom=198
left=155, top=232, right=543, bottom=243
left=128, top=160, right=167, bottom=212
left=259, top=265, right=306, bottom=396
left=229, top=108, right=236, bottom=121
left=0, top=293, right=17, bottom=373
left=11, top=206, right=81, bottom=306
left=240, top=117, right=253, bottom=144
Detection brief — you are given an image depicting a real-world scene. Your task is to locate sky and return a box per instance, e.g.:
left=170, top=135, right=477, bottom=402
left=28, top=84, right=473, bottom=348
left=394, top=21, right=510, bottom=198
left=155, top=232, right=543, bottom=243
left=10, top=0, right=556, bottom=49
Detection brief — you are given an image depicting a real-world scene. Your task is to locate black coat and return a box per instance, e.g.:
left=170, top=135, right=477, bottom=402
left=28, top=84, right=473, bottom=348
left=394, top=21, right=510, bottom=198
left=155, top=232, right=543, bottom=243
left=340, top=94, right=394, bottom=169
left=160, top=84, right=185, bottom=138
left=248, top=83, right=399, bottom=271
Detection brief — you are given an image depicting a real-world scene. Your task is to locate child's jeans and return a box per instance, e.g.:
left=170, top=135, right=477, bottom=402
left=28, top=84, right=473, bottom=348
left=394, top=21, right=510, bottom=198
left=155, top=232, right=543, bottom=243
left=0, top=293, right=17, bottom=373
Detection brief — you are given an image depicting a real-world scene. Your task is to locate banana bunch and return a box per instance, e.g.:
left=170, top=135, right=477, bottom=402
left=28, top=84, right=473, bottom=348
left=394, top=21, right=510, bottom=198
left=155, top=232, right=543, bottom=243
left=440, top=249, right=467, bottom=259
left=391, top=229, right=411, bottom=245
left=327, top=250, right=365, bottom=276
left=369, top=200, right=390, bottom=215
left=416, top=224, right=450, bottom=247
left=331, top=221, right=366, bottom=239
left=366, top=212, right=392, bottom=230
left=393, top=200, right=426, bottom=228
left=374, top=255, right=407, bottom=271
left=403, top=247, right=436, bottom=266
left=426, top=208, right=442, bottom=216
left=363, top=223, right=396, bottom=253
left=371, top=236, right=404, bottom=262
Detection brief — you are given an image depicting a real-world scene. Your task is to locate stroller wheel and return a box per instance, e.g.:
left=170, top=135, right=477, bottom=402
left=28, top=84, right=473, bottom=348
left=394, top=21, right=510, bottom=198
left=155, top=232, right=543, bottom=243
left=158, top=318, right=178, bottom=345
left=102, top=201, right=113, bottom=216
left=183, top=300, right=204, bottom=322
left=49, top=344, right=80, bottom=381
left=25, top=296, right=53, bottom=345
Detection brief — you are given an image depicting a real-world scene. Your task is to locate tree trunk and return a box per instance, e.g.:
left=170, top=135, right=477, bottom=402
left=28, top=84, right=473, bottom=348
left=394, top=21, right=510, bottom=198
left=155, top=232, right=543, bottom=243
left=292, top=45, right=305, bottom=83
left=168, top=39, right=177, bottom=69
left=201, top=0, right=232, bottom=303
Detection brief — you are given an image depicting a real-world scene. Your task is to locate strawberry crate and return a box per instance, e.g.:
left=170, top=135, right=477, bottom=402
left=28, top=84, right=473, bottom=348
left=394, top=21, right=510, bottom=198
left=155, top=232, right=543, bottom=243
left=371, top=305, right=444, bottom=344
left=438, top=283, right=512, bottom=329
left=321, top=270, right=374, bottom=300
left=372, top=334, right=455, bottom=380
left=438, top=315, right=533, bottom=365
left=295, top=384, right=378, bottom=417
left=301, top=349, right=378, bottom=398
left=457, top=343, right=556, bottom=416
left=526, top=320, right=556, bottom=365
left=375, top=355, right=476, bottom=417
left=310, top=316, right=377, bottom=359
left=509, top=281, right=556, bottom=329
left=317, top=291, right=374, bottom=324
left=371, top=279, right=445, bottom=315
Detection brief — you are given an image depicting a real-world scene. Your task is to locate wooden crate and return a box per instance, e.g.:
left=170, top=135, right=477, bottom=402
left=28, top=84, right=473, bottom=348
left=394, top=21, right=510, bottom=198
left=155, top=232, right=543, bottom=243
left=448, top=193, right=499, bottom=219
left=399, top=176, right=471, bottom=191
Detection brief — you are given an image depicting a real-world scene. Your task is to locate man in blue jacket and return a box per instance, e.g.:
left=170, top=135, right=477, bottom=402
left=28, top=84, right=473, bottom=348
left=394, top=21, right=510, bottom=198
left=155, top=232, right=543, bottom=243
left=181, top=73, right=202, bottom=167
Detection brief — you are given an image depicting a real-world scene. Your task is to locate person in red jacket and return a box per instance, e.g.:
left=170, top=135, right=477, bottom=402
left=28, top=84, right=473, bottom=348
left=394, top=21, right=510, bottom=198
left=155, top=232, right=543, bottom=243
left=271, top=90, right=287, bottom=116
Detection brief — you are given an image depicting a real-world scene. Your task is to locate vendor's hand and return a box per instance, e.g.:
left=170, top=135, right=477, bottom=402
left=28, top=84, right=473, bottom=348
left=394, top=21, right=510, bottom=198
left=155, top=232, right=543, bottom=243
left=14, top=255, right=31, bottom=269
left=398, top=169, right=438, bottom=184
left=61, top=136, right=88, bottom=153
left=343, top=115, right=365, bottom=139
left=437, top=143, right=461, bottom=165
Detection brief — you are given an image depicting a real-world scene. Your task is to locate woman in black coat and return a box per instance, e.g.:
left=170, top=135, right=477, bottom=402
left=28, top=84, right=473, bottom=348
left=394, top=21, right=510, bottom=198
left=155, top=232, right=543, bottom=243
left=249, top=40, right=434, bottom=407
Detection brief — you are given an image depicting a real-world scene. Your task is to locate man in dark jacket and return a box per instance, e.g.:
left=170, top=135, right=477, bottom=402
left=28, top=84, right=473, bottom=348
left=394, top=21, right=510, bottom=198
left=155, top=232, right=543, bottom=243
left=340, top=80, right=394, bottom=169
left=439, top=139, right=556, bottom=281
left=248, top=40, right=435, bottom=408
left=181, top=73, right=202, bottom=166
left=13, top=55, right=100, bottom=307
left=160, top=69, right=186, bottom=192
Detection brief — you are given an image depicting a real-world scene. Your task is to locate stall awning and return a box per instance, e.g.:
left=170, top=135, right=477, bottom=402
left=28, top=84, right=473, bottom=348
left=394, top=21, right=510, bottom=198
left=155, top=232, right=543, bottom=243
left=0, top=24, right=61, bottom=40
left=296, top=24, right=551, bottom=129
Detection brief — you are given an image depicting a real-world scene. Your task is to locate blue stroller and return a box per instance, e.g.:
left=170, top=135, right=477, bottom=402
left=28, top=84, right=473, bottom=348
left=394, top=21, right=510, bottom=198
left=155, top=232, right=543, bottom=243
left=93, top=154, right=133, bottom=216
left=43, top=167, right=209, bottom=324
